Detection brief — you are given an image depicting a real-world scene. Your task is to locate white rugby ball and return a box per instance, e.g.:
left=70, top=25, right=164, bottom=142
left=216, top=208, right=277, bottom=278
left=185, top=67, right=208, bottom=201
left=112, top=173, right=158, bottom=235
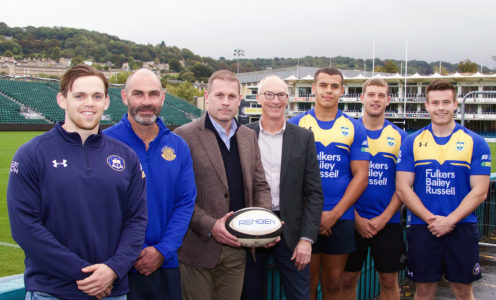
left=226, top=207, right=283, bottom=247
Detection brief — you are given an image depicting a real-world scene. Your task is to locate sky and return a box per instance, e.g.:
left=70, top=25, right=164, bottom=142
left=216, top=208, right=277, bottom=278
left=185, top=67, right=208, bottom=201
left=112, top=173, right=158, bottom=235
left=1, top=0, right=495, bottom=68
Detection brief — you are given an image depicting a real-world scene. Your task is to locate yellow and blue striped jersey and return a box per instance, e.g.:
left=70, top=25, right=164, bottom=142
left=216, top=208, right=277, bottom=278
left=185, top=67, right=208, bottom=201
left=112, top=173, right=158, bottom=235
left=289, top=109, right=370, bottom=219
left=355, top=119, right=406, bottom=223
left=397, top=123, right=491, bottom=224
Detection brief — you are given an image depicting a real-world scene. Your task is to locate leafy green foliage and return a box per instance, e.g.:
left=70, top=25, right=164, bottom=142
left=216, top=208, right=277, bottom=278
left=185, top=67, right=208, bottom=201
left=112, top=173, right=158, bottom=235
left=375, top=60, right=399, bottom=73
left=109, top=71, right=133, bottom=84
left=458, top=59, right=479, bottom=73
left=165, top=81, right=203, bottom=103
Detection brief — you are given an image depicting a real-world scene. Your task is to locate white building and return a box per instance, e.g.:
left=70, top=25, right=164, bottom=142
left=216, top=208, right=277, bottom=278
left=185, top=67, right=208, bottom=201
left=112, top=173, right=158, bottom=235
left=237, top=66, right=496, bottom=135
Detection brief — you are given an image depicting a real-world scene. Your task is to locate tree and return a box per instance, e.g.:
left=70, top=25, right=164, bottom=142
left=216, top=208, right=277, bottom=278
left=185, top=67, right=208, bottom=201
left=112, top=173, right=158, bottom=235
left=382, top=60, right=399, bottom=73
left=49, top=47, right=62, bottom=61
left=166, top=82, right=203, bottom=103
left=168, top=58, right=182, bottom=72
left=111, top=53, right=126, bottom=68
left=70, top=56, right=84, bottom=66
left=179, top=71, right=196, bottom=82
left=458, top=59, right=478, bottom=73
left=375, top=60, right=399, bottom=73
left=190, top=63, right=213, bottom=81
left=61, top=48, right=75, bottom=58
left=109, top=71, right=132, bottom=84
left=433, top=65, right=449, bottom=75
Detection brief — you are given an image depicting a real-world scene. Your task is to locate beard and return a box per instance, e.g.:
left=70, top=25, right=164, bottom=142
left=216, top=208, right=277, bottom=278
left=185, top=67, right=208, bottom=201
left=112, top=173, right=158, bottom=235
left=130, top=105, right=161, bottom=126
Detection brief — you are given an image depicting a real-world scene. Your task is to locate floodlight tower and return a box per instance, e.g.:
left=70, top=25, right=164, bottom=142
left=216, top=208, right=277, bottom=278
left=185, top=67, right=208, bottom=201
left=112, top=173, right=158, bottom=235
left=234, top=49, right=245, bottom=74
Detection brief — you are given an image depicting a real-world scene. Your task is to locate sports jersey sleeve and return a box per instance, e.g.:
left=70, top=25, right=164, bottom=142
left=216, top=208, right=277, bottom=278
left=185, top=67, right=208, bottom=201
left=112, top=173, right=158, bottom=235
left=350, top=121, right=370, bottom=161
left=7, top=145, right=90, bottom=281
left=288, top=114, right=303, bottom=125
left=397, top=134, right=415, bottom=172
left=153, top=140, right=196, bottom=263
left=470, top=135, right=492, bottom=175
left=104, top=152, right=148, bottom=282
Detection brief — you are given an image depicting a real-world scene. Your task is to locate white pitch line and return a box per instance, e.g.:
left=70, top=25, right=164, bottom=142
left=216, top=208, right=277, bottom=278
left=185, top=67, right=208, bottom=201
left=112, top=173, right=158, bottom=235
left=0, top=242, right=20, bottom=248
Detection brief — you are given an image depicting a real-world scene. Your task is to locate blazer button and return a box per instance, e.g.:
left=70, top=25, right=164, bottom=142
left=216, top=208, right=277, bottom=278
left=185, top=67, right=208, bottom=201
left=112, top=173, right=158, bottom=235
left=224, top=193, right=228, bottom=198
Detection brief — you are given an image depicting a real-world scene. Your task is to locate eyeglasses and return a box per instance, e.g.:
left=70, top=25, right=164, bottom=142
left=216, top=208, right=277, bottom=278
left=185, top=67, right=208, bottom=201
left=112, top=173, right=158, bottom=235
left=262, top=92, right=288, bottom=101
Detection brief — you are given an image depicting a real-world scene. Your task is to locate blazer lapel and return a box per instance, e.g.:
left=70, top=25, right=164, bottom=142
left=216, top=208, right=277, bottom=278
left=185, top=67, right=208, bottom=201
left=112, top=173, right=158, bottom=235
left=280, top=122, right=294, bottom=185
left=252, top=122, right=260, bottom=138
left=237, top=127, right=250, bottom=176
left=197, top=123, right=228, bottom=190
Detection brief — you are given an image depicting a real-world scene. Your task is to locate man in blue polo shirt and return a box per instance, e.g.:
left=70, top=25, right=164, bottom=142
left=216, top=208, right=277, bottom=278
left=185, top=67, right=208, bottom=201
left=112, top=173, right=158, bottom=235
left=397, top=79, right=491, bottom=300
left=104, top=69, right=196, bottom=300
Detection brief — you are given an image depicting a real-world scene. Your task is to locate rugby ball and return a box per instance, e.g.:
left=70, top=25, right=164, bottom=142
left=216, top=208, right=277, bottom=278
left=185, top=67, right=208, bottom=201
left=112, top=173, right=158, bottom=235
left=226, top=207, right=283, bottom=247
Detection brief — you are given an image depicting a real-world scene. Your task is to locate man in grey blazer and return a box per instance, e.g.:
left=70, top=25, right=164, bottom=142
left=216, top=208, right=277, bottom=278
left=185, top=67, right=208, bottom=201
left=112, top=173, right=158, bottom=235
left=174, top=70, right=272, bottom=300
left=241, top=76, right=323, bottom=300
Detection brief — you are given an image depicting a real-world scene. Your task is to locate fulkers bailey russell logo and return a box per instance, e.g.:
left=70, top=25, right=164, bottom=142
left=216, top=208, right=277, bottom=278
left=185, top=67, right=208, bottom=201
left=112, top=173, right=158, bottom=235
left=107, top=155, right=125, bottom=171
left=340, top=126, right=349, bottom=136
left=161, top=146, right=176, bottom=161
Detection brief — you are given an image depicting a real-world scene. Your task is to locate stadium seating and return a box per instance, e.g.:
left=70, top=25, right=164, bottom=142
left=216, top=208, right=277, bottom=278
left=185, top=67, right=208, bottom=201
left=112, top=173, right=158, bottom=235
left=0, top=80, right=63, bottom=123
left=0, top=79, right=202, bottom=126
left=0, top=93, right=50, bottom=124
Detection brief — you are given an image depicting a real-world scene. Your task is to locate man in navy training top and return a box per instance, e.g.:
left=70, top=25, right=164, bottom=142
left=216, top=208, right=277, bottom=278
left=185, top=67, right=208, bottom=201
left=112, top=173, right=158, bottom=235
left=104, top=68, right=196, bottom=300
left=7, top=65, right=148, bottom=300
left=341, top=78, right=407, bottom=300
left=397, top=79, right=491, bottom=300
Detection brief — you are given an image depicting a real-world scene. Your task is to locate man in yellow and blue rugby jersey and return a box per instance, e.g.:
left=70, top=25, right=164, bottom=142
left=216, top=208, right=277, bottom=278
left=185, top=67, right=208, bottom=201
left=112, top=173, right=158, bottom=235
left=397, top=80, right=491, bottom=300
left=341, top=78, right=406, bottom=300
left=289, top=67, right=370, bottom=300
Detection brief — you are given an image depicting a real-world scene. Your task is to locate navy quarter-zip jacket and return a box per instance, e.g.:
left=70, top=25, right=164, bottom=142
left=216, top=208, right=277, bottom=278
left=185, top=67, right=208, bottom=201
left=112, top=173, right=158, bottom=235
left=7, top=122, right=148, bottom=299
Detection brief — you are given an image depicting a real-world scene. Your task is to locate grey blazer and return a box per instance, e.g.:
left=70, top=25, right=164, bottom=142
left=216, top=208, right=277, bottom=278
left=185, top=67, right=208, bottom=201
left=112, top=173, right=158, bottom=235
left=246, top=121, right=323, bottom=251
left=174, top=115, right=271, bottom=268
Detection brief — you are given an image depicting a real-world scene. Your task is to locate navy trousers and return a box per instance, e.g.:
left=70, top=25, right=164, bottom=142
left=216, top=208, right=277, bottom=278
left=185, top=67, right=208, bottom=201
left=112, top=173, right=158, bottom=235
left=128, top=268, right=181, bottom=300
left=241, top=236, right=310, bottom=300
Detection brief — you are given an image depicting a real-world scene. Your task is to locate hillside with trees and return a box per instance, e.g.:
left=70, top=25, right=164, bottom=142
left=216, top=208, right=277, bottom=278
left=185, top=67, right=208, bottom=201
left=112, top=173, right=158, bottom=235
left=0, top=22, right=493, bottom=84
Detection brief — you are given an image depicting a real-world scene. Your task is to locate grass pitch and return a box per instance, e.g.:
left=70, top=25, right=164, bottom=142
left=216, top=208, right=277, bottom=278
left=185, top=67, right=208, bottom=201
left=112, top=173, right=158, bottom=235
left=0, top=131, right=44, bottom=277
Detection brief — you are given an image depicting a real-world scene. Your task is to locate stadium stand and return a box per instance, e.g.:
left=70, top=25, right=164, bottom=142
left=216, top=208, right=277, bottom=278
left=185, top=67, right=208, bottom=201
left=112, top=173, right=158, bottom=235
left=0, top=94, right=49, bottom=124
left=0, top=79, right=201, bottom=127
left=0, top=80, right=63, bottom=123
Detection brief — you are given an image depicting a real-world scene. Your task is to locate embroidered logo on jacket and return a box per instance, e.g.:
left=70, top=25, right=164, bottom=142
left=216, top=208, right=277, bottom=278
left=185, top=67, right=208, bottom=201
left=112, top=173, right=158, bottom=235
left=9, top=161, right=19, bottom=174
left=107, top=155, right=125, bottom=171
left=161, top=146, right=176, bottom=161
left=52, top=159, right=68, bottom=168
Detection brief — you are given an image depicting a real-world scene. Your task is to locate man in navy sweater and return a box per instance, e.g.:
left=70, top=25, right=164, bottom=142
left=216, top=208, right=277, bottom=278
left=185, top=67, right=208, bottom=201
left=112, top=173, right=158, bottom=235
left=7, top=65, right=148, bottom=300
left=104, top=69, right=196, bottom=299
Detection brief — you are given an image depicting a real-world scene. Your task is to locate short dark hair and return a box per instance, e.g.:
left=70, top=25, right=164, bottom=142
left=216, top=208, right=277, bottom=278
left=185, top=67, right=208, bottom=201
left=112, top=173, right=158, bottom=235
left=425, top=79, right=456, bottom=102
left=207, top=70, right=240, bottom=93
left=60, top=65, right=108, bottom=97
left=314, top=67, right=343, bottom=85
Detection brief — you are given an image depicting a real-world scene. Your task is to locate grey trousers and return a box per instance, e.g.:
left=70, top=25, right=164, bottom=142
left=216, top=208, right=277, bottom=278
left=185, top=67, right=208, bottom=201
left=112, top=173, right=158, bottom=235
left=180, top=246, right=246, bottom=300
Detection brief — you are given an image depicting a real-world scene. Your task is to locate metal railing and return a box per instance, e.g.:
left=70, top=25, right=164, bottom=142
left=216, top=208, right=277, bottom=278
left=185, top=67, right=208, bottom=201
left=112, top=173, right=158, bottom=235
left=461, top=91, right=496, bottom=126
left=266, top=180, right=496, bottom=300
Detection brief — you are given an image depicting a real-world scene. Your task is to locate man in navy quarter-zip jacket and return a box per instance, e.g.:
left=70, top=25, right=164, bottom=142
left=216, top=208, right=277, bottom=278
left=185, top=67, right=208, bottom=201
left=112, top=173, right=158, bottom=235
left=7, top=65, right=148, bottom=300
left=104, top=68, right=196, bottom=300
